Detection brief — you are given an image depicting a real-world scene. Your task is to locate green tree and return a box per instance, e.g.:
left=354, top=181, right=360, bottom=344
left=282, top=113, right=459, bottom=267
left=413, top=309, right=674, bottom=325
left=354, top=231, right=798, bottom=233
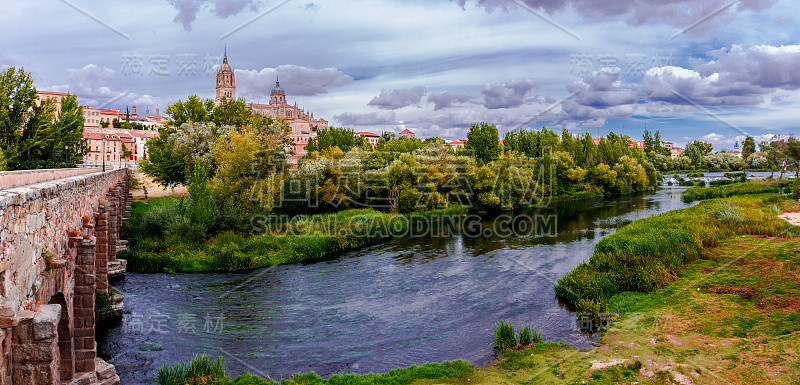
left=684, top=141, right=712, bottom=170
left=53, top=94, right=88, bottom=168
left=465, top=122, right=500, bottom=165
left=165, top=95, right=215, bottom=127
left=785, top=138, right=800, bottom=179
left=211, top=97, right=252, bottom=128
left=306, top=127, right=362, bottom=154
left=742, top=136, right=756, bottom=162
left=138, top=129, right=186, bottom=186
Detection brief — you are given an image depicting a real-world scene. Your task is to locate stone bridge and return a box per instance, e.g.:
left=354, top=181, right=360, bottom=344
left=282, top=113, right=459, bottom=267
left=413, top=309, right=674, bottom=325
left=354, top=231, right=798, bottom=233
left=0, top=168, right=131, bottom=385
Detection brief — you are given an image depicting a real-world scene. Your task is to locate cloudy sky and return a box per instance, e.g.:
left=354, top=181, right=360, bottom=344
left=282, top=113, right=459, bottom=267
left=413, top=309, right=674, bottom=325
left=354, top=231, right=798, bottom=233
left=3, top=0, right=800, bottom=149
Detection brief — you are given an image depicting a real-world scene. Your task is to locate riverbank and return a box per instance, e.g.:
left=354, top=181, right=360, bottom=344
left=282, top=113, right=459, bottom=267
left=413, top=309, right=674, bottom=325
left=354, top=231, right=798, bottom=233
left=123, top=196, right=469, bottom=273
left=154, top=191, right=800, bottom=384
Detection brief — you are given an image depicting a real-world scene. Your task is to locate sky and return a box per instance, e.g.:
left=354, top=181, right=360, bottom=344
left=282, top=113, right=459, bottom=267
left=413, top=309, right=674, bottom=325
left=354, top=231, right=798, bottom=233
left=3, top=0, right=800, bottom=149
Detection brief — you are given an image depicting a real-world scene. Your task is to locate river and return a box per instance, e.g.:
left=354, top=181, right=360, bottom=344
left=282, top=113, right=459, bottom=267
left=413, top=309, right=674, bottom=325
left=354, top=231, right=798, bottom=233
left=99, top=175, right=758, bottom=384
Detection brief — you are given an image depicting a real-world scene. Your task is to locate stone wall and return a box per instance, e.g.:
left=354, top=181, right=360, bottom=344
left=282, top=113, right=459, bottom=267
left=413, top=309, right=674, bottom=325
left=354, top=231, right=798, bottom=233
left=0, top=169, right=128, bottom=385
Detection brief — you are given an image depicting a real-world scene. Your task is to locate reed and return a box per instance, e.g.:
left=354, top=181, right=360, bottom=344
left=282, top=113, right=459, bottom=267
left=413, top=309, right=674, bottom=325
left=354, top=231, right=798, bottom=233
left=493, top=321, right=517, bottom=351
left=156, top=354, right=226, bottom=385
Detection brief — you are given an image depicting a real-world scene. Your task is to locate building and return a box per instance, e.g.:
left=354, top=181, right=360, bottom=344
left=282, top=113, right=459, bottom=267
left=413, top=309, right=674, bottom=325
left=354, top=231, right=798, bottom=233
left=355, top=132, right=381, bottom=147
left=214, top=50, right=329, bottom=161
left=447, top=140, right=464, bottom=150
left=399, top=129, right=415, bottom=139
left=35, top=91, right=70, bottom=119
left=82, top=128, right=159, bottom=167
left=82, top=132, right=136, bottom=168
left=215, top=47, right=236, bottom=104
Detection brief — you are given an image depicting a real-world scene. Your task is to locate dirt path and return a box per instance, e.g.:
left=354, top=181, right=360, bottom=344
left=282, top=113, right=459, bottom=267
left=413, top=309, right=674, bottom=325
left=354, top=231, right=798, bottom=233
left=778, top=212, right=800, bottom=226
left=131, top=175, right=187, bottom=199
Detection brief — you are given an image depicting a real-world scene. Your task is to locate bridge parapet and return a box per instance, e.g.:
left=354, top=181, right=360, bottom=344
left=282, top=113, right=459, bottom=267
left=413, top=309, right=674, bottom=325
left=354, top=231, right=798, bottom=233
left=0, top=168, right=129, bottom=385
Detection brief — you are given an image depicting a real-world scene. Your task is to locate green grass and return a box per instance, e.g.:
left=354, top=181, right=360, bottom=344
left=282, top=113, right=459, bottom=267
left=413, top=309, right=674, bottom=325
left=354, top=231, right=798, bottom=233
left=554, top=193, right=798, bottom=321
left=156, top=356, right=473, bottom=385
left=681, top=182, right=780, bottom=202
left=709, top=178, right=736, bottom=186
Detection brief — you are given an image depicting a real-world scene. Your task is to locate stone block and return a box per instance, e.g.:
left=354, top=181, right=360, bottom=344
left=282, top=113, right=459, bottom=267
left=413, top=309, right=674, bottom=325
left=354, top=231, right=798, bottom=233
left=94, top=358, right=116, bottom=380
left=33, top=304, right=60, bottom=341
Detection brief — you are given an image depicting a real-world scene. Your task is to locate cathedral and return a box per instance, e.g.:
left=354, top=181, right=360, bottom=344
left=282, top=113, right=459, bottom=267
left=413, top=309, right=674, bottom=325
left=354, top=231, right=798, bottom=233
left=215, top=50, right=328, bottom=160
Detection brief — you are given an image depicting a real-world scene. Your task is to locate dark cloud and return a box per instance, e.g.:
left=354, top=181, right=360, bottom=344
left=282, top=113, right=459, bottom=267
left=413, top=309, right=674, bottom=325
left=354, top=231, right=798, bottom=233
left=368, top=87, right=427, bottom=110
left=481, top=79, right=535, bottom=109
left=166, top=0, right=260, bottom=31
left=333, top=111, right=396, bottom=126
left=641, top=66, right=765, bottom=106
left=694, top=45, right=800, bottom=91
left=559, top=68, right=638, bottom=124
left=427, top=91, right=474, bottom=110
left=235, top=65, right=352, bottom=99
left=456, top=0, right=777, bottom=37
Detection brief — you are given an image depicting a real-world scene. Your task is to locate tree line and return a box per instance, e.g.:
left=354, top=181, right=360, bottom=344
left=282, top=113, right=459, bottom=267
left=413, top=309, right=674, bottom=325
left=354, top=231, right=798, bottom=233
left=0, top=67, right=87, bottom=170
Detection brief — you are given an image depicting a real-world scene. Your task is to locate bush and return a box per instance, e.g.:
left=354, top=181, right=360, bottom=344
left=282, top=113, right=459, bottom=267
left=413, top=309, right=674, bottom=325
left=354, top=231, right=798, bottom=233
left=687, top=172, right=704, bottom=177
left=494, top=321, right=517, bottom=351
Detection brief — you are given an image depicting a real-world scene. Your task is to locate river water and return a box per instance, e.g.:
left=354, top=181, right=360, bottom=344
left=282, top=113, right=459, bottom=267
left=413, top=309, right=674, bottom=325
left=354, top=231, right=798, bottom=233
left=97, top=181, right=725, bottom=384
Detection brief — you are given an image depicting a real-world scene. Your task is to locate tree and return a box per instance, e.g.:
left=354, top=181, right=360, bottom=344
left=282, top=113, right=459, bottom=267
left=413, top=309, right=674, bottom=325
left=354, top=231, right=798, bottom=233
left=211, top=97, right=252, bottom=128
left=306, top=127, right=362, bottom=154
left=0, top=67, right=86, bottom=170
left=742, top=136, right=756, bottom=161
left=465, top=122, right=500, bottom=165
left=785, top=138, right=800, bottom=179
left=165, top=95, right=215, bottom=127
left=684, top=141, right=712, bottom=170
left=138, top=129, right=187, bottom=186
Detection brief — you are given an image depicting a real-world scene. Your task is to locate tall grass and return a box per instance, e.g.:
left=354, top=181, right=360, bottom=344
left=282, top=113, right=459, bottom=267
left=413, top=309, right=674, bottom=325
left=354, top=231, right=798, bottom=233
left=157, top=355, right=226, bottom=385
left=156, top=355, right=473, bottom=385
left=493, top=321, right=517, bottom=351
left=555, top=194, right=798, bottom=322
left=682, top=182, right=779, bottom=202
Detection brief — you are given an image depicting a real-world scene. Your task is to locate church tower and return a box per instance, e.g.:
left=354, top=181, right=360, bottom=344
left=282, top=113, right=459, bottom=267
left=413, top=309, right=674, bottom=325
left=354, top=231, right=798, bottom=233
left=215, top=48, right=236, bottom=105
left=269, top=78, right=286, bottom=105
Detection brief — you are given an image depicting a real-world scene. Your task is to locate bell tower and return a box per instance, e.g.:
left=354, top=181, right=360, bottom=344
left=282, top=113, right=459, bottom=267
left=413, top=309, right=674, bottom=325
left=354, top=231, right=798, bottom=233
left=215, top=47, right=236, bottom=105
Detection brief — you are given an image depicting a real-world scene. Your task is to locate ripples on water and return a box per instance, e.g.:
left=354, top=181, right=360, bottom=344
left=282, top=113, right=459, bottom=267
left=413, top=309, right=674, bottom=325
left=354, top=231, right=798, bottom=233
left=99, top=187, right=700, bottom=384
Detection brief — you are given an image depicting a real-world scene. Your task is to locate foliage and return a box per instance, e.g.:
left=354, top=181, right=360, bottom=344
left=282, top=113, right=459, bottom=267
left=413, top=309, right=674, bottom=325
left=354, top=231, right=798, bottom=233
left=0, top=67, right=87, bottom=170
left=465, top=122, right=500, bottom=165
left=139, top=129, right=187, bottom=187
left=305, top=126, right=367, bottom=154
left=157, top=355, right=472, bottom=385
left=681, top=182, right=779, bottom=202
left=157, top=354, right=227, bottom=385
left=493, top=321, right=516, bottom=351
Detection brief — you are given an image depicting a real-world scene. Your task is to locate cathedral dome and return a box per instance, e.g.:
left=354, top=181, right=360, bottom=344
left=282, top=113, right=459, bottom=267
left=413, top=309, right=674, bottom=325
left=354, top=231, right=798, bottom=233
left=271, top=79, right=285, bottom=95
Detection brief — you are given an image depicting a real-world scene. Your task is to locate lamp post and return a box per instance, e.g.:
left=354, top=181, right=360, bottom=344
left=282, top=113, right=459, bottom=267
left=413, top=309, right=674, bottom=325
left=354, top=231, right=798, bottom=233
left=64, top=145, right=68, bottom=168
left=102, top=137, right=107, bottom=172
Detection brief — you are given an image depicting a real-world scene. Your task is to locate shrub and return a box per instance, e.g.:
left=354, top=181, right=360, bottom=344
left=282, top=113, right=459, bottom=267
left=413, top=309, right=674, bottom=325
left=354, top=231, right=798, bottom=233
left=687, top=172, right=704, bottom=177
left=494, top=321, right=517, bottom=351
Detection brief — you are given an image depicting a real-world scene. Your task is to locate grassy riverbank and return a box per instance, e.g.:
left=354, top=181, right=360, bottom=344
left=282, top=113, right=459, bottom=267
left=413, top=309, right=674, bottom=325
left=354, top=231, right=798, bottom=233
left=156, top=192, right=800, bottom=384
left=123, top=196, right=468, bottom=273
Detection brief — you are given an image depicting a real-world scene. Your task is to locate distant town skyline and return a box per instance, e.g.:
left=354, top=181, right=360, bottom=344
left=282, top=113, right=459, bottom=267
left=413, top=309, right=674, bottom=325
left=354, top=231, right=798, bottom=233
left=3, top=0, right=800, bottom=149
